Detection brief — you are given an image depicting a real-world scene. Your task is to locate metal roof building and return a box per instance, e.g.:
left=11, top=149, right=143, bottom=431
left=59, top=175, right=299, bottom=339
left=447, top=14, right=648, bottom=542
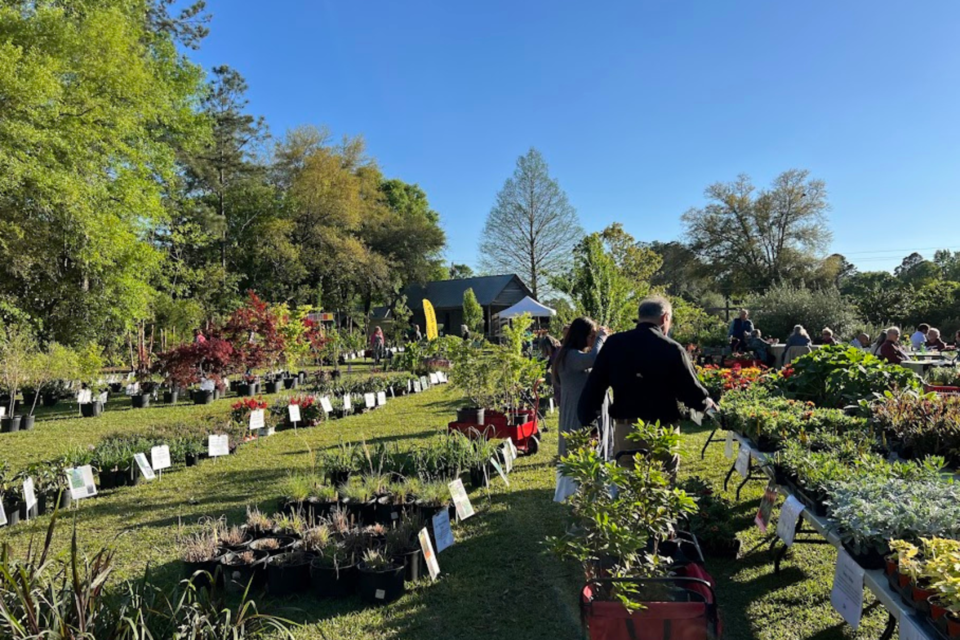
left=404, top=274, right=535, bottom=336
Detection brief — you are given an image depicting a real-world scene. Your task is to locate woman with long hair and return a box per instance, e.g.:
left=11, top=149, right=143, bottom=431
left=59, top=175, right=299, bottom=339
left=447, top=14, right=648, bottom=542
left=555, top=317, right=607, bottom=456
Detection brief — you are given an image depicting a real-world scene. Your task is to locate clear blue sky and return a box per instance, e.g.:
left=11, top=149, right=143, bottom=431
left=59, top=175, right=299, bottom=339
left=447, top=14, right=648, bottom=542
left=189, top=0, right=960, bottom=274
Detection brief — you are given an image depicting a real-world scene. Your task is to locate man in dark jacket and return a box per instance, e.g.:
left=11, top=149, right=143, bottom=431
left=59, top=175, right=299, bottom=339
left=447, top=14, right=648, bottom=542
left=578, top=296, right=716, bottom=476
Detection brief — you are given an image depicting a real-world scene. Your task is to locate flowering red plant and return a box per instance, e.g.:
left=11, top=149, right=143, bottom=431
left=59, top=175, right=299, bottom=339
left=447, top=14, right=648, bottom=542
left=231, top=396, right=268, bottom=423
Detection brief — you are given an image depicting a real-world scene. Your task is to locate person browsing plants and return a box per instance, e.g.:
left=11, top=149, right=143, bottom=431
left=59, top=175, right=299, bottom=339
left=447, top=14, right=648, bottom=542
left=577, top=296, right=716, bottom=477
left=554, top=317, right=608, bottom=457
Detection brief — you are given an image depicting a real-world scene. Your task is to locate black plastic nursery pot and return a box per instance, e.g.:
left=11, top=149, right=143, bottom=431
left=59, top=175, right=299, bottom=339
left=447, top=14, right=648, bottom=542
left=183, top=558, right=223, bottom=590
left=238, top=383, right=256, bottom=397
left=2, top=498, right=21, bottom=526
left=163, top=390, right=179, bottom=404
left=185, top=453, right=199, bottom=467
left=283, top=377, right=299, bottom=390
left=469, top=465, right=490, bottom=489
left=58, top=491, right=71, bottom=510
left=80, top=401, right=103, bottom=418
left=456, top=407, right=485, bottom=425
left=357, top=563, right=405, bottom=605
left=248, top=536, right=295, bottom=556
left=131, top=394, right=150, bottom=409
left=264, top=381, right=281, bottom=394
left=20, top=415, right=35, bottom=431
left=1, top=416, right=21, bottom=433
left=35, top=493, right=47, bottom=517
left=221, top=551, right=267, bottom=594
left=266, top=552, right=312, bottom=596
left=394, top=548, right=426, bottom=583
left=842, top=542, right=887, bottom=571
left=193, top=389, right=214, bottom=405
left=109, top=382, right=123, bottom=393
left=310, top=559, right=357, bottom=598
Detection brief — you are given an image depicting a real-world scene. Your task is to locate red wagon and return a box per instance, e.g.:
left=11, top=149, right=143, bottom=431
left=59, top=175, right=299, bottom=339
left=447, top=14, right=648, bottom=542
left=447, top=381, right=542, bottom=455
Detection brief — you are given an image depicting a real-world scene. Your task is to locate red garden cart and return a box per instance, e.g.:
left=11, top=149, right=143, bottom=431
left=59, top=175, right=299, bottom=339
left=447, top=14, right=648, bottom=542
left=447, top=380, right=542, bottom=455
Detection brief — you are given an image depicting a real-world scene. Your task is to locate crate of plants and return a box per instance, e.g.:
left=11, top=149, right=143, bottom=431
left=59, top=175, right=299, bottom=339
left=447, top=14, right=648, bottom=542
left=697, top=364, right=766, bottom=402
left=549, top=423, right=723, bottom=640
left=678, top=477, right=741, bottom=559
left=868, top=389, right=960, bottom=465
left=884, top=538, right=960, bottom=638
left=924, top=367, right=960, bottom=395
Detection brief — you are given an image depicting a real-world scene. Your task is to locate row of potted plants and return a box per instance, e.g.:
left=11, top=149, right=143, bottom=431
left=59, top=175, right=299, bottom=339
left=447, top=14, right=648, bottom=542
left=869, top=389, right=960, bottom=465
left=696, top=364, right=766, bottom=402
left=886, top=538, right=960, bottom=638
left=925, top=366, right=960, bottom=392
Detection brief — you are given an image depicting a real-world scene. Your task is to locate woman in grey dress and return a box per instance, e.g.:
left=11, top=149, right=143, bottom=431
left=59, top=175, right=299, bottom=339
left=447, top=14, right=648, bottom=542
left=555, top=317, right=608, bottom=457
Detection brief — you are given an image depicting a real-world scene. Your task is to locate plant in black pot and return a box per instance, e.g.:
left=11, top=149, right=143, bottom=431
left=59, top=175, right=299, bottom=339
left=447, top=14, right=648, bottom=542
left=266, top=550, right=312, bottom=596
left=93, top=441, right=131, bottom=491
left=339, top=478, right=375, bottom=527
left=272, top=510, right=309, bottom=540
left=357, top=548, right=405, bottom=605
left=221, top=550, right=267, bottom=594
left=0, top=323, right=36, bottom=434
left=415, top=480, right=453, bottom=524
left=22, top=343, right=80, bottom=431
left=0, top=462, right=23, bottom=526
left=184, top=437, right=206, bottom=467
left=316, top=441, right=357, bottom=487
left=249, top=536, right=294, bottom=557
left=220, top=525, right=254, bottom=553
left=386, top=514, right=427, bottom=583
left=180, top=523, right=225, bottom=589
left=468, top=437, right=500, bottom=489
left=306, top=526, right=357, bottom=598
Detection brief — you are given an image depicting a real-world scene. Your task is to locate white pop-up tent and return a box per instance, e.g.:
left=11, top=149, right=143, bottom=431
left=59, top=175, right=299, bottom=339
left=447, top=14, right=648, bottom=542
left=495, top=296, right=556, bottom=320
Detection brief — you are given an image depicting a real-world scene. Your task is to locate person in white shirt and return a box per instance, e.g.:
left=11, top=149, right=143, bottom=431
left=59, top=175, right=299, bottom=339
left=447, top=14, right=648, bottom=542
left=850, top=332, right=871, bottom=350
left=910, top=324, right=930, bottom=350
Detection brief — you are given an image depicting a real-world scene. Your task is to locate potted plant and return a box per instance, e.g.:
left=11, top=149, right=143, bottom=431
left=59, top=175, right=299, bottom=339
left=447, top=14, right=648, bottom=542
left=415, top=480, right=453, bottom=524
left=0, top=462, right=23, bottom=527
left=77, top=343, right=106, bottom=419
left=266, top=551, right=312, bottom=596
left=467, top=437, right=500, bottom=489
left=21, top=343, right=79, bottom=431
left=386, top=514, right=427, bottom=582
left=316, top=441, right=357, bottom=487
left=339, top=478, right=375, bottom=527
left=449, top=341, right=499, bottom=425
left=307, top=526, right=357, bottom=598
left=0, top=324, right=35, bottom=433
left=180, top=524, right=224, bottom=589
left=220, top=550, right=267, bottom=594
left=357, top=549, right=405, bottom=605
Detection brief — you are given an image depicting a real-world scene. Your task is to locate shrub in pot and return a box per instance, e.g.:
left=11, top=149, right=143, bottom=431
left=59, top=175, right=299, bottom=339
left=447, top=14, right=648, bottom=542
left=304, top=526, right=358, bottom=597
left=386, top=515, right=427, bottom=582
left=315, top=442, right=356, bottom=487
left=220, top=525, right=253, bottom=553
left=0, top=415, right=21, bottom=433
left=180, top=527, right=224, bottom=589
left=264, top=379, right=281, bottom=395
left=339, top=479, right=375, bottom=527
left=415, top=480, right=454, bottom=524
left=266, top=551, right=312, bottom=596
left=357, top=549, right=405, bottom=605
left=221, top=550, right=267, bottom=594
left=0, top=323, right=36, bottom=434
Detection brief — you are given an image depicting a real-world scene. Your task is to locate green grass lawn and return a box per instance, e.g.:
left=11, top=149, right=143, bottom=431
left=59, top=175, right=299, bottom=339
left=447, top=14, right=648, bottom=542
left=0, top=385, right=900, bottom=639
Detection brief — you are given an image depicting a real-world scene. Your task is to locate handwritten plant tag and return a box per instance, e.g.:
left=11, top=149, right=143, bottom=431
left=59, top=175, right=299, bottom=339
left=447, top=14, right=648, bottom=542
left=777, top=494, right=805, bottom=547
left=418, top=527, right=440, bottom=580
left=432, top=509, right=454, bottom=552
left=490, top=457, right=509, bottom=486
left=150, top=445, right=171, bottom=471
left=735, top=445, right=751, bottom=478
left=208, top=435, right=229, bottom=457
left=754, top=481, right=778, bottom=533
left=377, top=391, right=387, bottom=406
left=448, top=478, right=475, bottom=520
left=364, top=393, right=376, bottom=409
left=134, top=453, right=156, bottom=480
left=249, top=409, right=265, bottom=431
left=320, top=397, right=333, bottom=415
left=831, top=549, right=865, bottom=629
left=288, top=404, right=301, bottom=424
left=23, top=477, right=37, bottom=512
left=724, top=431, right=734, bottom=459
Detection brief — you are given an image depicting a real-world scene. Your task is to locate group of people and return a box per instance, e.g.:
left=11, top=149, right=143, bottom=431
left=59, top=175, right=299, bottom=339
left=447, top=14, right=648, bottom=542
left=540, top=296, right=716, bottom=478
left=865, top=323, right=958, bottom=365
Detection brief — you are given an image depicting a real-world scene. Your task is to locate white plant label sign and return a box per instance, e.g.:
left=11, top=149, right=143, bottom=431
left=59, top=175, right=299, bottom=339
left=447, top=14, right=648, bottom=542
left=23, top=477, right=37, bottom=512
left=420, top=376, right=429, bottom=389
left=429, top=373, right=439, bottom=385
left=249, top=409, right=265, bottom=431
left=776, top=495, right=805, bottom=547
left=830, top=549, right=865, bottom=629
left=0, top=407, right=5, bottom=418
left=200, top=378, right=215, bottom=391
left=78, top=389, right=92, bottom=404
left=549, top=397, right=555, bottom=414
left=735, top=446, right=751, bottom=478
left=448, top=478, right=475, bottom=520
left=432, top=509, right=454, bottom=552
left=440, top=372, right=448, bottom=383
left=501, top=443, right=515, bottom=474
left=0, top=499, right=6, bottom=526
left=413, top=381, right=421, bottom=393
left=67, top=466, right=97, bottom=500
left=364, top=393, right=376, bottom=409
left=506, top=439, right=519, bottom=466
left=407, top=380, right=412, bottom=393
left=320, top=397, right=334, bottom=415
left=98, top=392, right=108, bottom=404
left=208, top=435, right=229, bottom=457
left=288, top=404, right=301, bottom=424
left=418, top=527, right=440, bottom=580
left=724, top=431, right=734, bottom=459
left=343, top=394, right=352, bottom=411
left=151, top=445, right=171, bottom=471
left=376, top=391, right=387, bottom=406
left=490, top=456, right=509, bottom=486
left=134, top=453, right=156, bottom=480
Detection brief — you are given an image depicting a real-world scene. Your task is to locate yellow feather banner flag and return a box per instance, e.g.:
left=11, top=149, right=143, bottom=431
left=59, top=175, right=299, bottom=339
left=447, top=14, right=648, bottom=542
left=423, top=299, right=438, bottom=341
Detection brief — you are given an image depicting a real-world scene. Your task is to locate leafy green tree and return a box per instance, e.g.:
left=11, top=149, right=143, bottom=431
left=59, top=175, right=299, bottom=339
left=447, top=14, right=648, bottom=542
left=682, top=170, right=831, bottom=295
left=0, top=1, right=207, bottom=346
left=462, top=288, right=484, bottom=335
left=479, top=149, right=582, bottom=298
left=895, top=252, right=941, bottom=287
left=749, top=284, right=859, bottom=341
left=448, top=263, right=475, bottom=279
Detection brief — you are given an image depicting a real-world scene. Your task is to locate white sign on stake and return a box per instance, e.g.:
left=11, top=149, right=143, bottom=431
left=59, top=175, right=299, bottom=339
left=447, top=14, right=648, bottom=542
left=98, top=392, right=108, bottom=404
left=151, top=445, right=171, bottom=471
left=830, top=549, right=865, bottom=630
left=320, top=397, right=334, bottom=415
left=448, top=478, right=475, bottom=520
left=549, top=397, right=555, bottom=414
left=413, top=381, right=422, bottom=393
left=429, top=373, right=439, bottom=385
left=0, top=407, right=5, bottom=418
left=418, top=527, right=440, bottom=580
left=724, top=431, right=734, bottom=459
left=501, top=443, right=515, bottom=474
left=776, top=495, right=805, bottom=547
left=0, top=499, right=6, bottom=526
left=377, top=391, right=387, bottom=406
left=288, top=404, right=301, bottom=424
left=490, top=457, right=509, bottom=486
left=420, top=376, right=429, bottom=389
left=66, top=466, right=97, bottom=500
left=432, top=509, right=454, bottom=552
left=134, top=453, right=156, bottom=480
left=407, top=379, right=412, bottom=393
left=78, top=389, right=92, bottom=404
left=364, top=393, right=376, bottom=409
left=23, top=477, right=37, bottom=513
left=735, top=445, right=751, bottom=478
left=249, top=409, right=265, bottom=431
left=343, top=394, right=352, bottom=411
left=208, top=435, right=229, bottom=457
